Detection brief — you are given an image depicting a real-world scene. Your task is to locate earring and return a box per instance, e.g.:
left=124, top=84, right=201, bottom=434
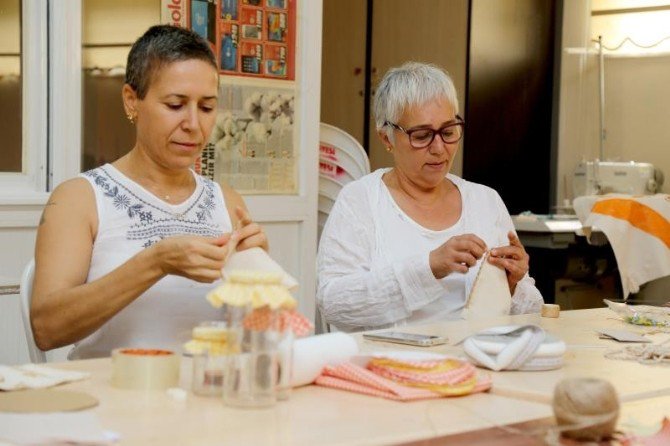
left=385, top=146, right=392, bottom=152
left=126, top=112, right=136, bottom=124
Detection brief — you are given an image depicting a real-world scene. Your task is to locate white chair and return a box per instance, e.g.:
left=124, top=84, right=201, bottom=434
left=317, top=124, right=370, bottom=244
left=20, top=259, right=46, bottom=363
left=319, top=123, right=371, bottom=178
left=317, top=123, right=369, bottom=333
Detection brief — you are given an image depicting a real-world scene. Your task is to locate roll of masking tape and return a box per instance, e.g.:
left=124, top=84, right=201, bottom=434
left=111, top=348, right=180, bottom=390
left=541, top=304, right=560, bottom=318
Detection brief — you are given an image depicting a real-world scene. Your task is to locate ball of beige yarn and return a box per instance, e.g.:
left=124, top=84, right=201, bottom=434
left=552, top=378, right=620, bottom=441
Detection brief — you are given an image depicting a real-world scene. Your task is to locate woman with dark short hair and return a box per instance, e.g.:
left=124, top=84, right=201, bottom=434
left=31, top=25, right=267, bottom=359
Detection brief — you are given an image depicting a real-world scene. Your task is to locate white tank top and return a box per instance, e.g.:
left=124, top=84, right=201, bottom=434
left=377, top=177, right=478, bottom=325
left=71, top=164, right=233, bottom=359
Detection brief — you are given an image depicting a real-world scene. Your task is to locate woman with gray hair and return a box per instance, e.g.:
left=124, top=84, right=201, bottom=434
left=317, top=62, right=543, bottom=332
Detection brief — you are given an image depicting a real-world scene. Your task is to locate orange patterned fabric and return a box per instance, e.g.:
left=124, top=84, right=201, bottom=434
left=315, top=363, right=441, bottom=401
left=592, top=198, right=670, bottom=248
left=315, top=358, right=492, bottom=401
left=242, top=307, right=313, bottom=336
left=368, top=357, right=491, bottom=396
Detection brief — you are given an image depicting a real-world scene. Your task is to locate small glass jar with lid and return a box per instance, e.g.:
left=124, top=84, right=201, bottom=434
left=184, top=321, right=233, bottom=397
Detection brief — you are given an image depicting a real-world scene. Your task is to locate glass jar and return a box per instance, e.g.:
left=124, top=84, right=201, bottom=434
left=189, top=321, right=231, bottom=397
left=223, top=305, right=281, bottom=408
left=276, top=329, right=294, bottom=401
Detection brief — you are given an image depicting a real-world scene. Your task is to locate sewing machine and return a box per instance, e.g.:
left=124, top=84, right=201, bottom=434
left=573, top=161, right=664, bottom=197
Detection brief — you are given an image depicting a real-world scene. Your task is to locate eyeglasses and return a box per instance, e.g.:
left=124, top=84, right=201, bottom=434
left=385, top=115, right=465, bottom=149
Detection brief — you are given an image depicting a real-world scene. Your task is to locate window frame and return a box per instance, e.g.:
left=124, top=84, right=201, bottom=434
left=0, top=0, right=48, bottom=206
left=49, top=0, right=83, bottom=189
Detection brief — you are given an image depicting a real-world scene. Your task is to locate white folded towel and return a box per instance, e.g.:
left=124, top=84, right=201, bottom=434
left=0, top=364, right=89, bottom=391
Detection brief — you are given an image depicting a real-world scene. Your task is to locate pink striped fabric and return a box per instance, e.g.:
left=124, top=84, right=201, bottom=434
left=315, top=363, right=442, bottom=401
left=315, top=360, right=493, bottom=401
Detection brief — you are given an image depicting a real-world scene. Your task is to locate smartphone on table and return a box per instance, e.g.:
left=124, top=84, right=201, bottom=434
left=362, top=331, right=448, bottom=347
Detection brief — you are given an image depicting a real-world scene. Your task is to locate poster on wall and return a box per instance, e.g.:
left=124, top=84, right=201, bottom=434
left=162, top=0, right=298, bottom=194
left=185, top=0, right=296, bottom=80
left=199, top=79, right=296, bottom=194
left=161, top=0, right=189, bottom=27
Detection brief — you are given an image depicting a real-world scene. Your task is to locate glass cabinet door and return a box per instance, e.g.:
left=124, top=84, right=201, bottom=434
left=81, top=0, right=160, bottom=171
left=0, top=0, right=22, bottom=173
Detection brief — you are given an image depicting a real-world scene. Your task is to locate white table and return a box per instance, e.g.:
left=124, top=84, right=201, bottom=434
left=356, top=308, right=670, bottom=404
left=13, top=308, right=670, bottom=445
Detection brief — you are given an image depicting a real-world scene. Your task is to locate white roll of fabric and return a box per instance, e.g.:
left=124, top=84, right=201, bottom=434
left=463, top=325, right=566, bottom=371
left=291, top=332, right=359, bottom=387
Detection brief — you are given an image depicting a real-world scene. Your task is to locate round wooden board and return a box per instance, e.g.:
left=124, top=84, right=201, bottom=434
left=0, top=389, right=98, bottom=413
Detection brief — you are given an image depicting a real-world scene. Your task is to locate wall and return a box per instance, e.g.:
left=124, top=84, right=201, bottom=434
left=556, top=0, right=670, bottom=206
left=603, top=54, right=670, bottom=178
left=592, top=0, right=670, bottom=190
left=556, top=0, right=599, bottom=206
left=320, top=0, right=367, bottom=145
left=319, top=0, right=469, bottom=176
left=464, top=0, right=560, bottom=215
left=369, top=0, right=469, bottom=175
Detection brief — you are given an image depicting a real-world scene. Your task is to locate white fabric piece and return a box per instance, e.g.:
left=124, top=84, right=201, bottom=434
left=0, top=412, right=108, bottom=445
left=573, top=194, right=670, bottom=298
left=291, top=332, right=359, bottom=387
left=72, top=164, right=233, bottom=359
left=463, top=325, right=566, bottom=371
left=0, top=365, right=89, bottom=391
left=223, top=247, right=298, bottom=290
left=317, top=169, right=543, bottom=332
left=463, top=252, right=512, bottom=319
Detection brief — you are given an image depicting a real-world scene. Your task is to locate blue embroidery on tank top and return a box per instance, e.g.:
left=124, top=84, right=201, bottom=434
left=84, top=167, right=224, bottom=247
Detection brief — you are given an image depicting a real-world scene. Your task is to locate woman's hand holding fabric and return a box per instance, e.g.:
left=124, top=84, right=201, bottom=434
left=153, top=234, right=231, bottom=283
left=233, top=206, right=269, bottom=252
left=429, top=234, right=487, bottom=279
left=488, top=232, right=530, bottom=294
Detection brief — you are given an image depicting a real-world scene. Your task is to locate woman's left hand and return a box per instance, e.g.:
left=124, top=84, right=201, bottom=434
left=233, top=206, right=269, bottom=252
left=488, top=232, right=529, bottom=295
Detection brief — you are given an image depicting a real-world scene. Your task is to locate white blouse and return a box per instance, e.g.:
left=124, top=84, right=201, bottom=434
left=317, top=169, right=543, bottom=332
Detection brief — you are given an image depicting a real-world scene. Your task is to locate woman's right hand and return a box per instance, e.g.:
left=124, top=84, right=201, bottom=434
left=151, top=234, right=232, bottom=283
left=429, top=234, right=487, bottom=279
